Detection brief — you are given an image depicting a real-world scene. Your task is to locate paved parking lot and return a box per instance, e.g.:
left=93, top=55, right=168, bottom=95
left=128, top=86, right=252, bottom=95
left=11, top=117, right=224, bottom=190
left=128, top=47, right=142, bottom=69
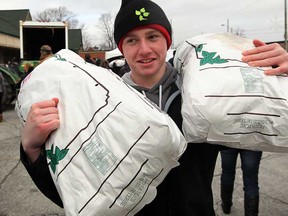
left=1, top=103, right=288, bottom=215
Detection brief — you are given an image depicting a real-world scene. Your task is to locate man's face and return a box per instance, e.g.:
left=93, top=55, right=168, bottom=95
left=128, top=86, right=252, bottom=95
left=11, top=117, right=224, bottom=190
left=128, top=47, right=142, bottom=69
left=40, top=51, right=46, bottom=60
left=122, top=28, right=167, bottom=87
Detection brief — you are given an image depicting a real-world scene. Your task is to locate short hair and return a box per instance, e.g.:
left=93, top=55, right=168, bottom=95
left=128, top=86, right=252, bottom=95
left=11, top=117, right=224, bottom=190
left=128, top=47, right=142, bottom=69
left=40, top=45, right=52, bottom=54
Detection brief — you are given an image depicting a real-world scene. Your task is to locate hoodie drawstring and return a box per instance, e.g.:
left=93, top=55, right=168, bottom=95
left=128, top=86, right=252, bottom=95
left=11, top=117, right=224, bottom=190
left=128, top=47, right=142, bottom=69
left=141, top=84, right=163, bottom=110
left=159, top=85, right=162, bottom=110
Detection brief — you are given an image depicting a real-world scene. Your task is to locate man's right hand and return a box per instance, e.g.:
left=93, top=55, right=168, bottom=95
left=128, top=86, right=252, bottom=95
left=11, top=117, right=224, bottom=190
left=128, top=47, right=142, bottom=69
left=21, top=98, right=60, bottom=163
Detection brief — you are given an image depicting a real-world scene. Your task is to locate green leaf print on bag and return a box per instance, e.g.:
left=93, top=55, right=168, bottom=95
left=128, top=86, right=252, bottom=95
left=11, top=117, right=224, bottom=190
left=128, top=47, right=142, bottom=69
left=54, top=54, right=67, bottom=62
left=196, top=44, right=229, bottom=66
left=46, top=144, right=69, bottom=174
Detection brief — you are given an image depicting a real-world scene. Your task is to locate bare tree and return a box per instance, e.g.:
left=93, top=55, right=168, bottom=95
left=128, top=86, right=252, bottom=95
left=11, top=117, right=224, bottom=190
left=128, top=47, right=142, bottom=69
left=33, top=6, right=82, bottom=29
left=98, top=13, right=116, bottom=50
left=81, top=27, right=94, bottom=51
left=33, top=6, right=95, bottom=50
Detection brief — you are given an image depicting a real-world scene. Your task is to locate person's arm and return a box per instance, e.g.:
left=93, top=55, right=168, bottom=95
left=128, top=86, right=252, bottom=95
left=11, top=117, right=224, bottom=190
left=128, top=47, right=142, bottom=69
left=20, top=144, right=63, bottom=207
left=20, top=98, right=63, bottom=207
left=242, top=39, right=288, bottom=75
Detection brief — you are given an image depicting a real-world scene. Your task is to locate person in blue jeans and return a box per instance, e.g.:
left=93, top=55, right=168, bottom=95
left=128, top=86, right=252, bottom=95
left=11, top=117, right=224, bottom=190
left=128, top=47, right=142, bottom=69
left=220, top=148, right=263, bottom=216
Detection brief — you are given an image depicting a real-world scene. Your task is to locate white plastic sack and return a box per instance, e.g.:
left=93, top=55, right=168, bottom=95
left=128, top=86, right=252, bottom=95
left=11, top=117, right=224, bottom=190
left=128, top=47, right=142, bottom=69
left=16, top=49, right=187, bottom=216
left=174, top=32, right=288, bottom=152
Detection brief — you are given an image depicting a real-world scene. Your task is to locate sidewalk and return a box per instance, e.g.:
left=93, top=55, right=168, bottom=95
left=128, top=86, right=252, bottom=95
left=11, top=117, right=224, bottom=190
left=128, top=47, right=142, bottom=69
left=213, top=151, right=288, bottom=215
left=0, top=103, right=288, bottom=215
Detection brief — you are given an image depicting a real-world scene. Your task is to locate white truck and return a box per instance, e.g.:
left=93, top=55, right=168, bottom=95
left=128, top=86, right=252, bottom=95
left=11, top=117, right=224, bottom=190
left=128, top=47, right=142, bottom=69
left=0, top=21, right=70, bottom=110
left=19, top=20, right=69, bottom=61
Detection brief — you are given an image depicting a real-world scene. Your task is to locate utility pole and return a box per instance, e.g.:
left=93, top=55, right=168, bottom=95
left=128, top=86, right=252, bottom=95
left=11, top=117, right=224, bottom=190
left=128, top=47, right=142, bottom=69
left=285, top=0, right=287, bottom=51
left=221, top=19, right=230, bottom=33
left=226, top=19, right=230, bottom=33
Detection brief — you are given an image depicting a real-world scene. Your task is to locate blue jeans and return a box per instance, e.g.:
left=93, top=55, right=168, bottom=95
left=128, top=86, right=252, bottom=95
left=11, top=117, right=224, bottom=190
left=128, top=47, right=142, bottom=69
left=220, top=148, right=262, bottom=198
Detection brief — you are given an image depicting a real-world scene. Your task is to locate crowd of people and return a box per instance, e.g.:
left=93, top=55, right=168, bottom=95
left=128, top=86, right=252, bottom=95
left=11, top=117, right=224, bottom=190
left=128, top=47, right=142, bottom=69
left=17, top=0, right=288, bottom=215
left=84, top=53, right=130, bottom=77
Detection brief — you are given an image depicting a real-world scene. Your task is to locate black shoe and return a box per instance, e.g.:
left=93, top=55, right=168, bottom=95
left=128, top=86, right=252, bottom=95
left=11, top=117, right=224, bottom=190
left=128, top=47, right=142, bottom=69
left=245, top=196, right=259, bottom=216
left=221, top=184, right=234, bottom=214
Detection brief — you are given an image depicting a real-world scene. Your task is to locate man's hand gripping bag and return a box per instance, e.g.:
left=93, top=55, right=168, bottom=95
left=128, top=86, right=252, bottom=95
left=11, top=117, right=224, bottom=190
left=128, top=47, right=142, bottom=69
left=16, top=49, right=187, bottom=216
left=174, top=32, right=288, bottom=152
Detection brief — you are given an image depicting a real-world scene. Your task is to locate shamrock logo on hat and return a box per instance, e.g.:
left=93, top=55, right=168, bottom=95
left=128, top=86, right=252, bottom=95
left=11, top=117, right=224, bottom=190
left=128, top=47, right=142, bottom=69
left=135, top=8, right=150, bottom=21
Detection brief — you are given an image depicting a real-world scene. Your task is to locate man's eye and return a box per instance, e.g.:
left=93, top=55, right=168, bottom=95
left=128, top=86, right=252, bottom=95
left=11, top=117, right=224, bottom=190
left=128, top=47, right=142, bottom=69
left=125, top=38, right=136, bottom=44
left=149, top=35, right=159, bottom=40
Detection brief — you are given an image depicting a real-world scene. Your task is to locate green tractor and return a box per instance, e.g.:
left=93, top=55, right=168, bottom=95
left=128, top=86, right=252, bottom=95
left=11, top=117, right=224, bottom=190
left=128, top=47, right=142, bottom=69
left=0, top=65, right=22, bottom=110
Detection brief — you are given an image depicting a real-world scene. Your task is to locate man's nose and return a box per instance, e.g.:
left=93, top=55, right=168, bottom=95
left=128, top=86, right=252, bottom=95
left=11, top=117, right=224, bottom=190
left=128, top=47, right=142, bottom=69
left=138, top=40, right=152, bottom=53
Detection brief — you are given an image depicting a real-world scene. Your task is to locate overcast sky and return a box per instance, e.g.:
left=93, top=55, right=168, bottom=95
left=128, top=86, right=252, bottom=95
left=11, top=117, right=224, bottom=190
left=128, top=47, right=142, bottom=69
left=1, top=0, right=285, bottom=47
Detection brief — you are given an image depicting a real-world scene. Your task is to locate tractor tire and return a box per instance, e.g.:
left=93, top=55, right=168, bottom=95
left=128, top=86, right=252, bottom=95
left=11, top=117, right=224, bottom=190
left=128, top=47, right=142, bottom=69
left=1, top=77, right=15, bottom=111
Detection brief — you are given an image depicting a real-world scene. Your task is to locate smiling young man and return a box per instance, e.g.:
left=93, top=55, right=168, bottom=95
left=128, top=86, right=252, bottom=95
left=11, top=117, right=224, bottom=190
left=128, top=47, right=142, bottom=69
left=114, top=1, right=220, bottom=215
left=113, top=0, right=288, bottom=215
left=20, top=0, right=288, bottom=215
